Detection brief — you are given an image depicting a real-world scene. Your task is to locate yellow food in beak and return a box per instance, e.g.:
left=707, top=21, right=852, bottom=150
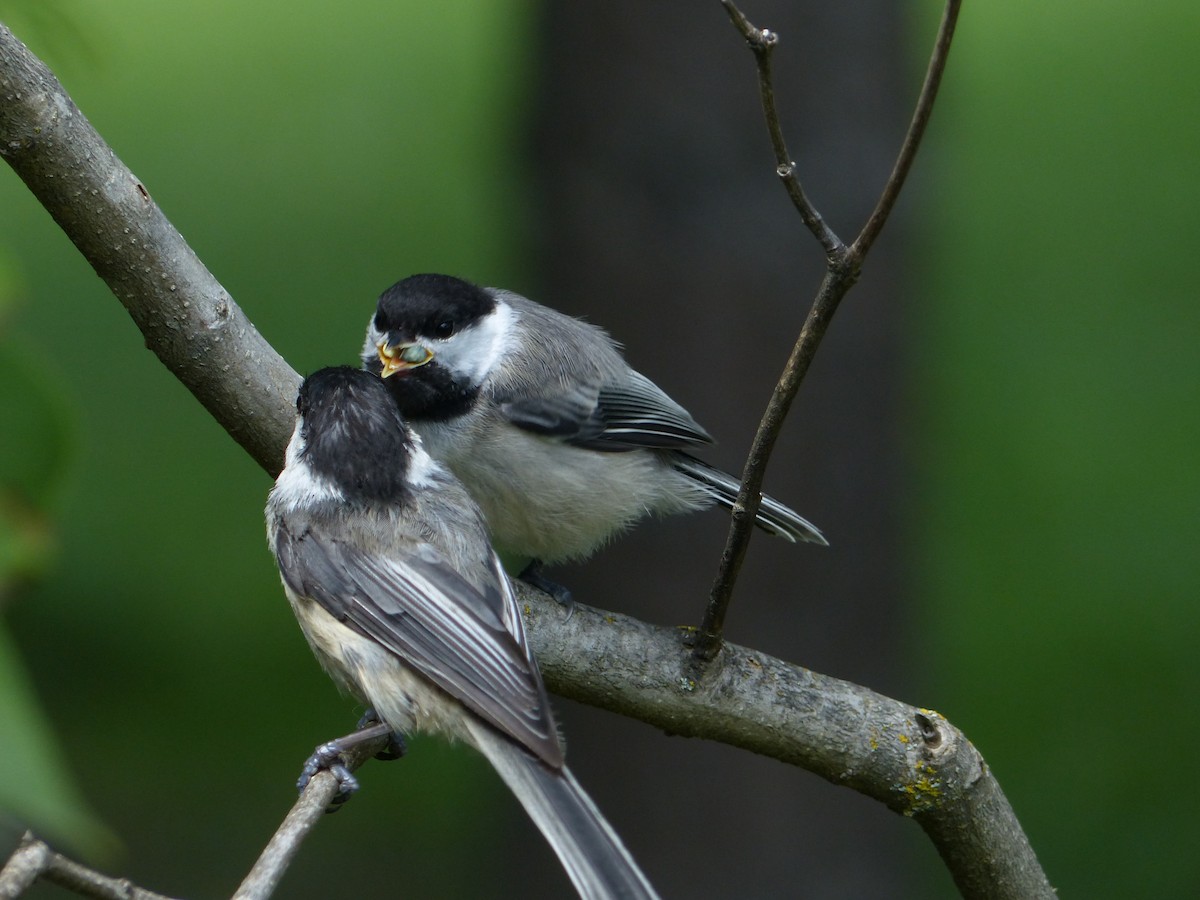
left=377, top=340, right=434, bottom=378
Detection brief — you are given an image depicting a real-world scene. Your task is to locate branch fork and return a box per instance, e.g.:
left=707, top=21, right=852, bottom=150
left=697, top=0, right=963, bottom=660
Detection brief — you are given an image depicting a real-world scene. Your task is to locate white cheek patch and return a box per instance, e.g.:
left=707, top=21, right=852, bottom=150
left=434, top=300, right=515, bottom=386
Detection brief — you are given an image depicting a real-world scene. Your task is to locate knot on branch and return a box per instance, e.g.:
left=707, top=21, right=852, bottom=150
left=721, top=1, right=779, bottom=56
left=915, top=710, right=943, bottom=749
left=755, top=28, right=779, bottom=51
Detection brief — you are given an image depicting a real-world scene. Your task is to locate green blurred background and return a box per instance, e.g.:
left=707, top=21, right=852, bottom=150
left=1, top=1, right=1198, bottom=897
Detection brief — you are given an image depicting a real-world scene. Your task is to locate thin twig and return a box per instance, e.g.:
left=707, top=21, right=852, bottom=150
left=696, top=0, right=963, bottom=661
left=854, top=0, right=962, bottom=256
left=233, top=735, right=388, bottom=900
left=720, top=1, right=844, bottom=259
left=697, top=266, right=849, bottom=658
left=0, top=831, right=180, bottom=900
left=0, top=834, right=49, bottom=899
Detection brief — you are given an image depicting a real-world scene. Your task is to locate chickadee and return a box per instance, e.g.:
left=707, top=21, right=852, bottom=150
left=361, top=273, right=827, bottom=572
left=266, top=367, right=658, bottom=900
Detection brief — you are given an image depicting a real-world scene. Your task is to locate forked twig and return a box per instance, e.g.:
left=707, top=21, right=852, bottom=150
left=0, top=832, right=180, bottom=900
left=695, top=0, right=963, bottom=661
left=719, top=2, right=844, bottom=259
left=0, top=739, right=384, bottom=900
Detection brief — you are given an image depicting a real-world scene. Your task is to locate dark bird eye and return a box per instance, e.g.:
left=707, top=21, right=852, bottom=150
left=433, top=320, right=455, bottom=338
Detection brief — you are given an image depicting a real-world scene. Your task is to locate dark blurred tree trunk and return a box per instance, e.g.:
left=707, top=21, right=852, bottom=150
left=502, top=2, right=920, bottom=896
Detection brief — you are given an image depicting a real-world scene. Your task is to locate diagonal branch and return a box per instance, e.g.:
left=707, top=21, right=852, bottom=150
left=0, top=16, right=1052, bottom=899
left=697, top=0, right=963, bottom=661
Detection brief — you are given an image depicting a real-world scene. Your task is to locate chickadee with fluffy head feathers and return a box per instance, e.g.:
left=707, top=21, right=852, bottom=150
left=361, top=274, right=826, bottom=584
left=266, top=366, right=658, bottom=900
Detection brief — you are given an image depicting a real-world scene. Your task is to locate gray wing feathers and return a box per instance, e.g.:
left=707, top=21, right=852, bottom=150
left=471, top=725, right=660, bottom=900
left=589, top=370, right=714, bottom=448
left=498, top=369, right=712, bottom=451
left=495, top=293, right=712, bottom=451
left=275, top=524, right=562, bottom=766
left=670, top=453, right=829, bottom=546
left=499, top=385, right=601, bottom=437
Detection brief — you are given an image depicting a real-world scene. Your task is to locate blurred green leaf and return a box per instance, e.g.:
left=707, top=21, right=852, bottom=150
left=0, top=492, right=54, bottom=601
left=0, top=0, right=102, bottom=74
left=0, top=267, right=76, bottom=599
left=0, top=619, right=114, bottom=858
left=0, top=349, right=74, bottom=510
left=0, top=256, right=105, bottom=856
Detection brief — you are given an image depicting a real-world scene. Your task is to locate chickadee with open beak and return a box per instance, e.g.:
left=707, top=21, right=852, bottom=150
left=266, top=366, right=658, bottom=900
left=361, top=274, right=826, bottom=577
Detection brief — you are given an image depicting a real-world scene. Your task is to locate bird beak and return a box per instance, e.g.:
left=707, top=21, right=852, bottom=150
left=377, top=340, right=434, bottom=377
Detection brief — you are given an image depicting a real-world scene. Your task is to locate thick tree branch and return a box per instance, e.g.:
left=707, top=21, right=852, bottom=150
left=698, top=0, right=963, bottom=659
left=522, top=590, right=1053, bottom=899
left=0, top=15, right=1052, bottom=900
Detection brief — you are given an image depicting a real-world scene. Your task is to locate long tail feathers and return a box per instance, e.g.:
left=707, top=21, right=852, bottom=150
left=472, top=726, right=659, bottom=900
left=671, top=453, right=828, bottom=546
